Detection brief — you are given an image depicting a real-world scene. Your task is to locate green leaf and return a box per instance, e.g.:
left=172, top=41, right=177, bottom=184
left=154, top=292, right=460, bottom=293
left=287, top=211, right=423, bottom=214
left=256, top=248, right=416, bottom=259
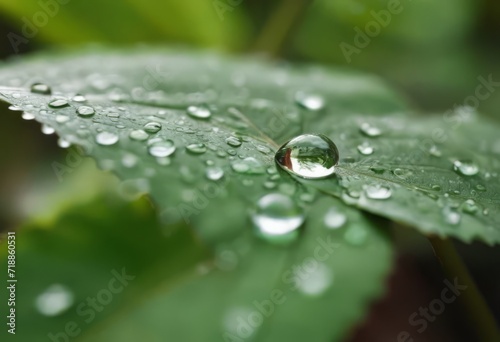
left=0, top=185, right=393, bottom=342
left=0, top=193, right=207, bottom=342
left=0, top=49, right=401, bottom=342
left=0, top=49, right=499, bottom=245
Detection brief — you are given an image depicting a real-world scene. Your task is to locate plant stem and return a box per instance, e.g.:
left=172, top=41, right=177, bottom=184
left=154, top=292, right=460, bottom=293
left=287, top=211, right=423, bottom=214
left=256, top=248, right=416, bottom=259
left=429, top=236, right=500, bottom=342
left=253, top=0, right=313, bottom=58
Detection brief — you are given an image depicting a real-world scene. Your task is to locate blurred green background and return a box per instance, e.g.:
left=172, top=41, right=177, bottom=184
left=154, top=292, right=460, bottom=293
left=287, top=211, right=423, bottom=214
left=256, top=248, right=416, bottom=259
left=0, top=1, right=499, bottom=341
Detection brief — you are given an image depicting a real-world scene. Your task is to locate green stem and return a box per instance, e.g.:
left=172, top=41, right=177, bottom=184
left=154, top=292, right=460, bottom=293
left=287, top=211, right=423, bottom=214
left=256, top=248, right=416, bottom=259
left=429, top=236, right=500, bottom=342
left=253, top=0, right=313, bottom=58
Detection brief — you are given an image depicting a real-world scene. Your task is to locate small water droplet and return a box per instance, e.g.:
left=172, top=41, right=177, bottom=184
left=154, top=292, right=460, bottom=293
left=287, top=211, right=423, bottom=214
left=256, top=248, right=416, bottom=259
left=231, top=157, right=265, bottom=174
left=187, top=105, right=211, bottom=119
left=57, top=138, right=71, bottom=148
left=357, top=142, right=374, bottom=155
left=275, top=134, right=339, bottom=179
left=475, top=184, right=486, bottom=192
left=186, top=143, right=207, bottom=154
left=431, top=184, right=442, bottom=191
left=295, top=92, right=325, bottom=111
left=324, top=207, right=347, bottom=229
left=148, top=140, right=176, bottom=157
left=96, top=131, right=119, bottom=146
left=453, top=160, right=479, bottom=176
left=429, top=145, right=442, bottom=157
left=360, top=122, right=381, bottom=137
left=226, top=136, right=242, bottom=148
left=461, top=199, right=478, bottom=214
left=31, top=82, right=51, bottom=95
left=21, top=112, right=35, bottom=120
left=35, top=284, right=74, bottom=317
left=443, top=206, right=461, bottom=225
left=364, top=184, right=392, bottom=200
left=122, top=153, right=138, bottom=168
left=129, top=129, right=149, bottom=141
left=393, top=168, right=412, bottom=179
left=206, top=166, right=224, bottom=181
left=144, top=122, right=162, bottom=133
left=41, top=124, right=55, bottom=135
left=76, top=106, right=95, bottom=117
left=252, top=193, right=304, bottom=244
left=295, top=263, right=333, bottom=296
left=48, top=99, right=69, bottom=108
left=72, top=94, right=87, bottom=102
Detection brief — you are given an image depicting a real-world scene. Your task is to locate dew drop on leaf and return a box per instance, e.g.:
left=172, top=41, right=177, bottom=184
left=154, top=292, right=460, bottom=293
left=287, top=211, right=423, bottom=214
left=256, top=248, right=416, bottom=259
left=187, top=105, right=211, bottom=119
left=30, top=82, right=51, bottom=95
left=76, top=106, right=95, bottom=117
left=72, top=94, right=87, bottom=102
left=364, top=184, right=392, bottom=200
left=148, top=140, right=176, bottom=157
left=443, top=206, right=461, bottom=225
left=186, top=143, right=207, bottom=154
left=48, top=99, right=69, bottom=108
left=344, top=225, right=368, bottom=246
left=35, top=284, right=74, bottom=317
left=129, top=129, right=149, bottom=141
left=275, top=133, right=339, bottom=179
left=225, top=136, right=242, bottom=148
left=96, top=131, right=119, bottom=146
left=231, top=157, right=265, bottom=174
left=357, top=142, right=374, bottom=155
left=359, top=122, right=382, bottom=137
left=144, top=122, right=162, bottom=133
left=41, top=124, right=55, bottom=135
left=453, top=160, right=479, bottom=176
left=324, top=207, right=347, bottom=229
left=295, top=92, right=325, bottom=111
left=251, top=193, right=304, bottom=244
left=21, top=112, right=35, bottom=120
left=461, top=199, right=478, bottom=214
left=295, top=263, right=333, bottom=296
left=206, top=166, right=224, bottom=181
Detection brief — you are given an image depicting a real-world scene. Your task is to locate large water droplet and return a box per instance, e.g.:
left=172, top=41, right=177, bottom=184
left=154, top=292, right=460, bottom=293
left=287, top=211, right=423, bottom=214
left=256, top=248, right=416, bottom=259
left=129, top=129, right=149, bottom=141
left=323, top=207, right=347, bottom=229
left=144, top=122, right=162, bottom=133
left=359, top=122, right=381, bottom=137
left=31, top=83, right=51, bottom=95
left=275, top=134, right=339, bottom=179
left=48, top=99, right=69, bottom=108
left=35, top=284, right=74, bottom=317
left=252, top=193, right=304, bottom=244
left=96, top=131, right=119, bottom=146
left=453, top=160, right=479, bottom=176
left=76, top=106, right=95, bottom=117
left=148, top=140, right=176, bottom=157
left=187, top=105, right=211, bottom=119
left=21, top=112, right=35, bottom=120
left=186, top=143, right=207, bottom=154
left=364, top=184, right=392, bottom=200
left=295, top=92, right=325, bottom=111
